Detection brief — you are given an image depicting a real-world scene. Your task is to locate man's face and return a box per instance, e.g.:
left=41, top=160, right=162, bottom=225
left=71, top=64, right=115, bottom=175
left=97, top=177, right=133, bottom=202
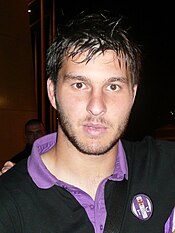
left=25, top=123, right=45, bottom=146
left=48, top=50, right=137, bottom=155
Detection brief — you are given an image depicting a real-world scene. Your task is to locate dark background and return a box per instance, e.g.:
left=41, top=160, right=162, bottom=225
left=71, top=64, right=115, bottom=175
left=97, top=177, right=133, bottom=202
left=54, top=1, right=175, bottom=140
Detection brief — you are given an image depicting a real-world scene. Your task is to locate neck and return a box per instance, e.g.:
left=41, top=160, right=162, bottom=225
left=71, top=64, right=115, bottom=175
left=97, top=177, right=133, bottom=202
left=42, top=131, right=118, bottom=199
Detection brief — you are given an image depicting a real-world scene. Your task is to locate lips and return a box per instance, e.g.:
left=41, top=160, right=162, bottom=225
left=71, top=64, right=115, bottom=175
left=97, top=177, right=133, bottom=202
left=83, top=123, right=107, bottom=136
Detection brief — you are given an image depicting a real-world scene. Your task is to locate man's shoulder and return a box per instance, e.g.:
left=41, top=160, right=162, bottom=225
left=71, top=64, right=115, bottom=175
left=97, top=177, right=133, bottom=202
left=122, top=136, right=175, bottom=159
left=122, top=136, right=175, bottom=182
left=123, top=135, right=175, bottom=147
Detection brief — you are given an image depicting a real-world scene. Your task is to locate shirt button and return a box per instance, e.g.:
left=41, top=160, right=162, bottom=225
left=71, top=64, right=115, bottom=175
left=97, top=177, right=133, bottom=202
left=75, top=191, right=80, bottom=194
left=90, top=204, right=94, bottom=209
left=100, top=225, right=103, bottom=231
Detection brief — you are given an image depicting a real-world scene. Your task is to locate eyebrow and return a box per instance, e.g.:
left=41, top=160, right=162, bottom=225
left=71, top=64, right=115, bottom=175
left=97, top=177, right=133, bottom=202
left=63, top=74, right=87, bottom=81
left=108, top=76, right=129, bottom=84
left=63, top=74, right=93, bottom=86
left=63, top=74, right=128, bottom=84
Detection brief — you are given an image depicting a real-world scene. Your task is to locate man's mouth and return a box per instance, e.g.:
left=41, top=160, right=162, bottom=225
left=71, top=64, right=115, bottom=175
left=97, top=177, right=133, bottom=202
left=83, top=123, right=108, bottom=136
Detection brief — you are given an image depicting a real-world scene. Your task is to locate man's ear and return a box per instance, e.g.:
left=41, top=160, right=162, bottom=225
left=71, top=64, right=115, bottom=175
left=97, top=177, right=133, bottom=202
left=47, top=78, right=57, bottom=110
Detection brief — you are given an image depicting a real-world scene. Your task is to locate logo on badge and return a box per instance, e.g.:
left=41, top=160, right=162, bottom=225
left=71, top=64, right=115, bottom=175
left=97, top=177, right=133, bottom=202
left=131, top=194, right=153, bottom=221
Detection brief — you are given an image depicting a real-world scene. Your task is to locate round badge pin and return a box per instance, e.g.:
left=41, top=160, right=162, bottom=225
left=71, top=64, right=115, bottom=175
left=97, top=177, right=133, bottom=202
left=131, top=194, right=153, bottom=221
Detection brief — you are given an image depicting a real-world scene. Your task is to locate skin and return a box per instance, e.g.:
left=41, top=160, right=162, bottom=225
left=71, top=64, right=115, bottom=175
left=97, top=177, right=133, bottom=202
left=0, top=50, right=137, bottom=198
left=0, top=161, right=15, bottom=175
left=43, top=50, right=137, bottom=199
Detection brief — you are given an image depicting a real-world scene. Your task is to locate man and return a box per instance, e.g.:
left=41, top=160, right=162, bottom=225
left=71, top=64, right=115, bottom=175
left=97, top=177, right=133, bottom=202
left=0, top=119, right=46, bottom=174
left=0, top=11, right=174, bottom=233
left=11, top=118, right=46, bottom=163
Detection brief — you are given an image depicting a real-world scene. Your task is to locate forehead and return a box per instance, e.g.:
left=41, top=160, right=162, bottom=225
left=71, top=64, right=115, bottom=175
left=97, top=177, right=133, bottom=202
left=26, top=123, right=44, bottom=132
left=61, top=50, right=129, bottom=79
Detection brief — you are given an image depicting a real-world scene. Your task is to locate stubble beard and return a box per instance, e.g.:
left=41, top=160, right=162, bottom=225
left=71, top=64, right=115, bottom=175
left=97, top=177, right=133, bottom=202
left=56, top=99, right=130, bottom=156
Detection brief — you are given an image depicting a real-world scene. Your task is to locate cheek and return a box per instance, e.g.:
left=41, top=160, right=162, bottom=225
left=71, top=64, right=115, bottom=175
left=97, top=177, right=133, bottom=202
left=59, top=94, right=85, bottom=116
left=111, top=96, right=133, bottom=117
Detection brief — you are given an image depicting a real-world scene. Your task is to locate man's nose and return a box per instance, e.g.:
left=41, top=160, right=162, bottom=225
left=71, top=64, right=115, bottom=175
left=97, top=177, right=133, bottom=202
left=86, top=89, right=107, bottom=116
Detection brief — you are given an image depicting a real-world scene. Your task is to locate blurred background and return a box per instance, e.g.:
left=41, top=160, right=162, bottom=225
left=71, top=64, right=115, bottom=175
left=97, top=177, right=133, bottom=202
left=0, top=0, right=175, bottom=167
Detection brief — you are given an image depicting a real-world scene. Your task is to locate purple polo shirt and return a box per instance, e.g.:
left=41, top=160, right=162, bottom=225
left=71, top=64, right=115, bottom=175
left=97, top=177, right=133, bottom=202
left=28, top=132, right=128, bottom=233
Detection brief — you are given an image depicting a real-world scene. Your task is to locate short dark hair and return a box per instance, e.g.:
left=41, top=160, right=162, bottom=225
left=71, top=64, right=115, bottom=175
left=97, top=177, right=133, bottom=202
left=46, top=11, right=142, bottom=87
left=25, top=119, right=44, bottom=131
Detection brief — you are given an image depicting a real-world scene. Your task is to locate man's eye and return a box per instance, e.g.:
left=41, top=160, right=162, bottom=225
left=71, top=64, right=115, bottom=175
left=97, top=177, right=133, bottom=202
left=73, top=82, right=86, bottom=89
left=107, top=84, right=120, bottom=91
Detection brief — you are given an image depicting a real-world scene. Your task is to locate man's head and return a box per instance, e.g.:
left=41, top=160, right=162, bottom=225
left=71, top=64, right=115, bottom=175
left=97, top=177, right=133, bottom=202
left=24, top=119, right=46, bottom=146
left=46, top=11, right=141, bottom=155
left=46, top=11, right=142, bottom=88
